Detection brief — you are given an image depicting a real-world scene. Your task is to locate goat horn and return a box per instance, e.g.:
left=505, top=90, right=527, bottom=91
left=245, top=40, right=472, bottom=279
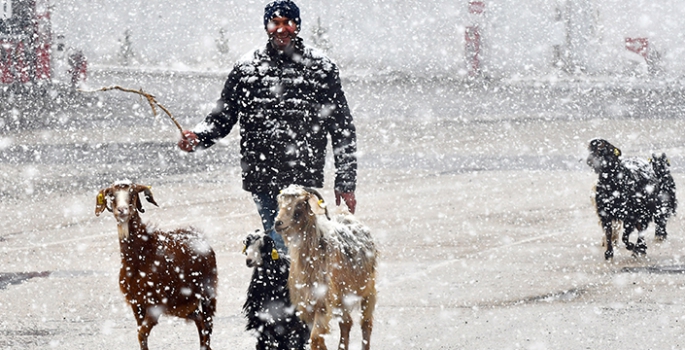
left=303, top=187, right=330, bottom=220
left=303, top=187, right=326, bottom=202
left=129, top=184, right=158, bottom=214
left=133, top=184, right=159, bottom=207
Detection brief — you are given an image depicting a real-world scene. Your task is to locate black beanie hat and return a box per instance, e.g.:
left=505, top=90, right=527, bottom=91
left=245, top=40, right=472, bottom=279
left=264, top=0, right=301, bottom=28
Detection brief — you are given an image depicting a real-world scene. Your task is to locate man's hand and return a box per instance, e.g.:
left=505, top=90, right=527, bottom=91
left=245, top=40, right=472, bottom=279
left=178, top=130, right=199, bottom=152
left=335, top=190, right=356, bottom=214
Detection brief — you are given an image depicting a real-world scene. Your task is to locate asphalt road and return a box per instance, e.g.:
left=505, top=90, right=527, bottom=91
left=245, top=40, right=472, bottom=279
left=2, top=71, right=685, bottom=349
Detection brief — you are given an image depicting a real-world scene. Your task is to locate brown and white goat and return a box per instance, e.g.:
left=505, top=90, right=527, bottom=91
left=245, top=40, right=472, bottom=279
left=95, top=181, right=218, bottom=350
left=274, top=185, right=377, bottom=350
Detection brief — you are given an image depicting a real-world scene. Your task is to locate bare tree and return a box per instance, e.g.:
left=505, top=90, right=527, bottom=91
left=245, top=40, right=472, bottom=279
left=118, top=29, right=135, bottom=66
left=310, top=16, right=331, bottom=52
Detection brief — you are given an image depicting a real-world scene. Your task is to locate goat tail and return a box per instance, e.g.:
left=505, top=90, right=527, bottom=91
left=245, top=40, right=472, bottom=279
left=201, top=290, right=217, bottom=337
left=202, top=296, right=216, bottom=320
left=203, top=274, right=218, bottom=316
left=200, top=266, right=218, bottom=326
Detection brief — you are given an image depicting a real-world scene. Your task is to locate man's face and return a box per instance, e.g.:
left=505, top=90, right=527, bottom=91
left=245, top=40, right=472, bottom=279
left=267, top=16, right=298, bottom=51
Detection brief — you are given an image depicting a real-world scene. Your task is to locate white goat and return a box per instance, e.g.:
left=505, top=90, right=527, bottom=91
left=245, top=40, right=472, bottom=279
left=274, top=185, right=377, bottom=350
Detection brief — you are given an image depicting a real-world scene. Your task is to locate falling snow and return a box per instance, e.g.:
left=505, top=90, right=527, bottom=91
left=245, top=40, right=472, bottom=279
left=3, top=0, right=685, bottom=349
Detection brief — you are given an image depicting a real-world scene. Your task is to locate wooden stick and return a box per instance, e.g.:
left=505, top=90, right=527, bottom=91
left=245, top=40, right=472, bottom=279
left=81, top=86, right=185, bottom=137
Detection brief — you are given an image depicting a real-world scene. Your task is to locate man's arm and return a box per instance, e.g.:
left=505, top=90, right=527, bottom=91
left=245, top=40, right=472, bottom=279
left=324, top=63, right=357, bottom=212
left=178, top=67, right=241, bottom=152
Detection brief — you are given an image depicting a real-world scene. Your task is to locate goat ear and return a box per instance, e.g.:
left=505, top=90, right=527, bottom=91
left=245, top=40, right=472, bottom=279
left=139, top=186, right=158, bottom=207
left=613, top=147, right=621, bottom=157
left=132, top=185, right=158, bottom=213
left=307, top=194, right=327, bottom=216
left=95, top=189, right=110, bottom=216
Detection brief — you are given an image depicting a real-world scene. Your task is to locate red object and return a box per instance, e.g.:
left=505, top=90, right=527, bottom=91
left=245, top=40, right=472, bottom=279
left=334, top=190, right=357, bottom=214
left=469, top=1, right=485, bottom=14
left=625, top=37, right=649, bottom=59
left=465, top=25, right=482, bottom=76
left=178, top=130, right=199, bottom=152
left=0, top=43, right=14, bottom=84
left=0, top=0, right=53, bottom=85
left=35, top=7, right=52, bottom=80
left=15, top=41, right=30, bottom=83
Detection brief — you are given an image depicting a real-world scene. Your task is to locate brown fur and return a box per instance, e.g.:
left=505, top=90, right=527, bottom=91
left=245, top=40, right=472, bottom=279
left=96, top=181, right=217, bottom=350
left=274, top=185, right=377, bottom=350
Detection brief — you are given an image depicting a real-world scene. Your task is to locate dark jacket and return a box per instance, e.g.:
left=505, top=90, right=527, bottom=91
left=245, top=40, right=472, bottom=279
left=193, top=38, right=357, bottom=194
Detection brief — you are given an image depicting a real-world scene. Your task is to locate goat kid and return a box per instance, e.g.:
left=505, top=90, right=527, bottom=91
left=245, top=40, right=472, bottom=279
left=587, top=139, right=672, bottom=260
left=274, top=185, right=377, bottom=350
left=95, top=181, right=218, bottom=350
left=243, top=231, right=309, bottom=350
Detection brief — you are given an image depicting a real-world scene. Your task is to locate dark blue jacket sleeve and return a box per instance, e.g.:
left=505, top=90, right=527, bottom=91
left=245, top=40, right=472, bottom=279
left=192, top=67, right=241, bottom=148
left=323, top=64, right=357, bottom=192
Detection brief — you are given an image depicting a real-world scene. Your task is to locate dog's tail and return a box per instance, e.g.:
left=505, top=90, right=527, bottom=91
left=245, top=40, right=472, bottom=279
left=651, top=153, right=678, bottom=215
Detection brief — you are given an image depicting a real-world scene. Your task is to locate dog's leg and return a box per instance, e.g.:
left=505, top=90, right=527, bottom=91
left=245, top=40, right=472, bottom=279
left=600, top=220, right=621, bottom=247
left=654, top=214, right=668, bottom=241
left=634, top=222, right=648, bottom=256
left=611, top=221, right=621, bottom=246
left=602, top=219, right=614, bottom=260
left=622, top=221, right=636, bottom=252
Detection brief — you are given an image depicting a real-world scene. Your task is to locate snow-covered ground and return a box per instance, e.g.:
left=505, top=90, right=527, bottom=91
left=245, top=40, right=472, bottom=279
left=2, top=71, right=685, bottom=349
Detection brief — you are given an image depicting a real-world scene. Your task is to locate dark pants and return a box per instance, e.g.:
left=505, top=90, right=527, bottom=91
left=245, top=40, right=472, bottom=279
left=251, top=191, right=287, bottom=254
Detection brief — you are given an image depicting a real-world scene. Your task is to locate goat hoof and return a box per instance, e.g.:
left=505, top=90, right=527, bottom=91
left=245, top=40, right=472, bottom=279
left=655, top=234, right=667, bottom=242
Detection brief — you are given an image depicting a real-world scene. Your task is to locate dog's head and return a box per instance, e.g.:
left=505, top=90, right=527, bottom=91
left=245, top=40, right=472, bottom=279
left=587, top=138, right=622, bottom=173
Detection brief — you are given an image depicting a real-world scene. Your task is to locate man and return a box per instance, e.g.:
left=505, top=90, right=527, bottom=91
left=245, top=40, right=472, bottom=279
left=178, top=0, right=357, bottom=253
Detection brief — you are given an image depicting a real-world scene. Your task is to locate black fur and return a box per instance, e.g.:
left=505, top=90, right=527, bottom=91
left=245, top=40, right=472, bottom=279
left=243, top=233, right=309, bottom=350
left=651, top=153, right=677, bottom=239
left=587, top=139, right=676, bottom=260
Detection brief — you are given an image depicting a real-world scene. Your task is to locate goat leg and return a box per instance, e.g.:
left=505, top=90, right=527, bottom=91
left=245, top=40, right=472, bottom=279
left=310, top=310, right=332, bottom=350
left=338, top=311, right=353, bottom=350
left=360, top=293, right=375, bottom=350
left=188, top=310, right=212, bottom=350
left=131, top=305, right=149, bottom=350
left=136, top=315, right=158, bottom=350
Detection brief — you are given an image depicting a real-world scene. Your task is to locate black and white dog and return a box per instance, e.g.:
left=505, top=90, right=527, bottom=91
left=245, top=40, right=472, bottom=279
left=242, top=232, right=309, bottom=350
left=587, top=139, right=676, bottom=260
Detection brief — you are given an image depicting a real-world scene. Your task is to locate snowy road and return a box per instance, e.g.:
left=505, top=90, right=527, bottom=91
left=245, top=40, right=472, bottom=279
left=2, top=71, right=685, bottom=349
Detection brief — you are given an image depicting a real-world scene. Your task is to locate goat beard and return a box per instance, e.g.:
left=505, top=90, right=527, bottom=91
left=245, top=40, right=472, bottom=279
left=117, top=224, right=130, bottom=240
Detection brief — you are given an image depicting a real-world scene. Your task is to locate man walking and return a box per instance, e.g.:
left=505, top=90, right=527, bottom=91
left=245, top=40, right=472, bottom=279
left=178, top=0, right=357, bottom=253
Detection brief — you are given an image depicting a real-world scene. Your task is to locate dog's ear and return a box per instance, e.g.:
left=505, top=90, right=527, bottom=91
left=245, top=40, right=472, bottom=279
left=663, top=153, right=670, bottom=166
